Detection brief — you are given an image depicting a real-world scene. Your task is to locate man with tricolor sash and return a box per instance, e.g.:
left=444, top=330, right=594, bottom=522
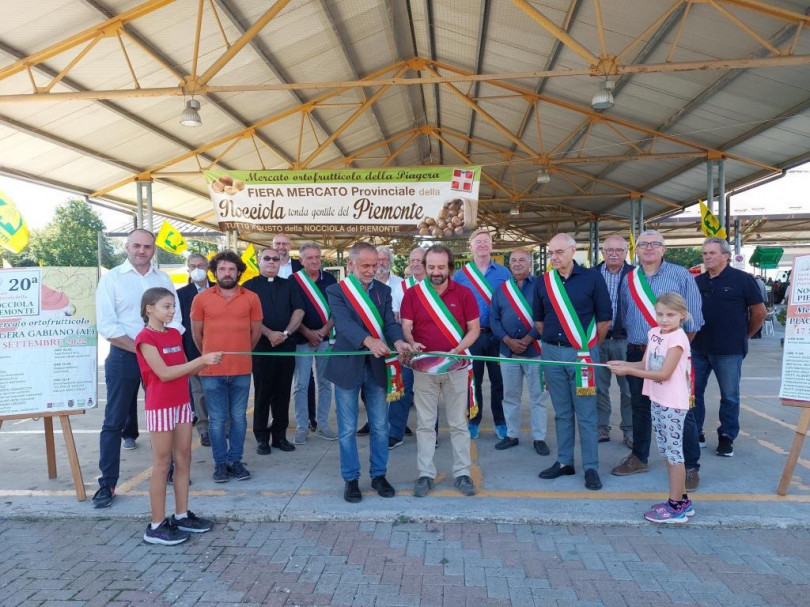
left=610, top=230, right=704, bottom=491
left=533, top=233, right=612, bottom=491
left=490, top=248, right=550, bottom=455
left=291, top=242, right=338, bottom=445
left=401, top=244, right=481, bottom=498
left=325, top=242, right=408, bottom=504
left=453, top=229, right=511, bottom=440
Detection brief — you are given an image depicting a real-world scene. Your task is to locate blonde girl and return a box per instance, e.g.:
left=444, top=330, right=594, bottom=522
left=609, top=292, right=694, bottom=524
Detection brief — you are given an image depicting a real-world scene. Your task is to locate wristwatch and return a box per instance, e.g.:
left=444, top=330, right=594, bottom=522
left=282, top=330, right=289, bottom=338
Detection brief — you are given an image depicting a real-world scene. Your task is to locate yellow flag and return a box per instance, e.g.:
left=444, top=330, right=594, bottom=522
left=699, top=200, right=727, bottom=239
left=628, top=229, right=636, bottom=261
left=239, top=244, right=259, bottom=284
left=0, top=190, right=30, bottom=253
left=546, top=261, right=553, bottom=272
left=155, top=220, right=187, bottom=254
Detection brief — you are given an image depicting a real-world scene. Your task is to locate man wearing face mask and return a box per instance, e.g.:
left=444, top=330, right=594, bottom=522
left=177, top=254, right=214, bottom=446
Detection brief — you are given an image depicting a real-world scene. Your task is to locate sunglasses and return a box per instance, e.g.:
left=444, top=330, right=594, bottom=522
left=261, top=256, right=281, bottom=262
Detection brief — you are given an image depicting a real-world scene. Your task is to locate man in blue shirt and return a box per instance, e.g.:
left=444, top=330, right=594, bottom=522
left=490, top=248, right=550, bottom=455
left=533, top=233, right=612, bottom=490
left=453, top=229, right=511, bottom=440
left=692, top=237, right=766, bottom=457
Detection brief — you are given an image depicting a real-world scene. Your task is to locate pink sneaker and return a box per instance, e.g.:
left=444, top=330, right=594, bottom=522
left=644, top=501, right=689, bottom=524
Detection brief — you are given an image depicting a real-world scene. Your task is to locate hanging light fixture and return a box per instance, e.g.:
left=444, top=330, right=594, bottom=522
left=591, top=78, right=615, bottom=111
left=180, top=99, right=202, bottom=127
left=510, top=204, right=520, bottom=216
left=536, top=166, right=551, bottom=184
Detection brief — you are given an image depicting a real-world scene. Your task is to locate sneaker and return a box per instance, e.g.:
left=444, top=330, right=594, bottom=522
left=717, top=435, right=734, bottom=457
left=356, top=422, right=370, bottom=436
left=468, top=423, right=480, bottom=439
left=388, top=436, right=404, bottom=450
left=682, top=498, right=696, bottom=518
left=598, top=427, right=610, bottom=443
left=212, top=463, right=230, bottom=483
left=622, top=431, right=634, bottom=450
left=413, top=476, right=434, bottom=497
left=92, top=485, right=115, bottom=509
left=698, top=432, right=706, bottom=449
left=143, top=519, right=190, bottom=545
left=454, top=475, right=476, bottom=496
left=611, top=454, right=649, bottom=476
left=122, top=438, right=137, bottom=450
left=199, top=432, right=210, bottom=447
left=644, top=502, right=688, bottom=524
left=227, top=461, right=250, bottom=481
left=171, top=511, right=213, bottom=533
left=685, top=468, right=700, bottom=492
left=314, top=426, right=338, bottom=441
left=494, top=424, right=508, bottom=440
left=294, top=428, right=308, bottom=445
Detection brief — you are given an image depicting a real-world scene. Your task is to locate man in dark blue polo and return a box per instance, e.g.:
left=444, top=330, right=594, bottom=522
left=453, top=229, right=511, bottom=439
left=491, top=248, right=550, bottom=455
left=692, top=237, right=766, bottom=457
left=533, top=233, right=612, bottom=490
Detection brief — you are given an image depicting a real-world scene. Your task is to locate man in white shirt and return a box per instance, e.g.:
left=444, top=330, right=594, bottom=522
left=376, top=246, right=404, bottom=317
left=273, top=233, right=302, bottom=279
left=93, top=229, right=182, bottom=508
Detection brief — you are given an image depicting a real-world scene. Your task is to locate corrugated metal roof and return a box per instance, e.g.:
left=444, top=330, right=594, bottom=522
left=0, top=0, right=809, bottom=250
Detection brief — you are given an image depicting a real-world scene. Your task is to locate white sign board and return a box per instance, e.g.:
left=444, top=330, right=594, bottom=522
left=732, top=253, right=745, bottom=270
left=0, top=267, right=98, bottom=416
left=779, top=254, right=810, bottom=401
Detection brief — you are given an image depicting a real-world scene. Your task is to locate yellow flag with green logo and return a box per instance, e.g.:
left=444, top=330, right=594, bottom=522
left=628, top=229, right=636, bottom=261
left=0, top=191, right=30, bottom=253
left=699, top=200, right=727, bottom=239
left=155, top=220, right=187, bottom=254
left=239, top=243, right=259, bottom=284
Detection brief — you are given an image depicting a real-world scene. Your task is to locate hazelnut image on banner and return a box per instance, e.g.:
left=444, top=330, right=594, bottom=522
left=211, top=180, right=225, bottom=193
left=219, top=175, right=234, bottom=187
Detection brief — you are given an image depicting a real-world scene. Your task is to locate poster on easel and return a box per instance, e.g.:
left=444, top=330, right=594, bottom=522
left=0, top=267, right=97, bottom=416
left=779, top=254, right=810, bottom=401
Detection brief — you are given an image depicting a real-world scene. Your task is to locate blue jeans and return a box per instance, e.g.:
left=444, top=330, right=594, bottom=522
left=693, top=350, right=743, bottom=440
left=201, top=374, right=251, bottom=465
left=293, top=342, right=334, bottom=430
left=98, top=346, right=142, bottom=489
left=335, top=362, right=388, bottom=481
left=542, top=343, right=599, bottom=471
left=469, top=331, right=505, bottom=426
left=387, top=366, right=413, bottom=440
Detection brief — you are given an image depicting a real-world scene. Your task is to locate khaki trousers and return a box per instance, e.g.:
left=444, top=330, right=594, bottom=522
left=413, top=369, right=471, bottom=479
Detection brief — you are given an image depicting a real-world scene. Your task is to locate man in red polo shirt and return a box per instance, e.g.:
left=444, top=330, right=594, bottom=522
left=400, top=244, right=480, bottom=497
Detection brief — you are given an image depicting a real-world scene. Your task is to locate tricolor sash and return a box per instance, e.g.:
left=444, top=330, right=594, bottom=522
left=461, top=262, right=494, bottom=304
left=627, top=267, right=657, bottom=327
left=338, top=275, right=404, bottom=401
left=412, top=280, right=479, bottom=419
left=543, top=270, right=598, bottom=395
left=402, top=276, right=419, bottom=291
left=293, top=270, right=335, bottom=344
left=501, top=278, right=545, bottom=391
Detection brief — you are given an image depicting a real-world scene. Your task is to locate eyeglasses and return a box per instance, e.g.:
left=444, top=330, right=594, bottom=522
left=261, top=256, right=281, bottom=262
left=602, top=248, right=626, bottom=255
left=636, top=242, right=664, bottom=249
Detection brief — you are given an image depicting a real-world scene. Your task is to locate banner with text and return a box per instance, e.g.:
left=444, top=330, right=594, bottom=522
left=779, top=254, right=810, bottom=402
left=0, top=267, right=98, bottom=417
left=205, top=166, right=480, bottom=237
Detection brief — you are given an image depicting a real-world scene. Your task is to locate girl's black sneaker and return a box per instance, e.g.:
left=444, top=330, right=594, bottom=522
left=143, top=519, right=190, bottom=545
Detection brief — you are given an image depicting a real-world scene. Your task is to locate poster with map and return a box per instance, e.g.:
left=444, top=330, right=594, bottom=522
left=0, top=267, right=97, bottom=416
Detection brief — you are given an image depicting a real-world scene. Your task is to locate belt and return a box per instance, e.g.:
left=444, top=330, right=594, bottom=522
left=543, top=339, right=571, bottom=347
left=479, top=327, right=492, bottom=333
left=627, top=343, right=647, bottom=352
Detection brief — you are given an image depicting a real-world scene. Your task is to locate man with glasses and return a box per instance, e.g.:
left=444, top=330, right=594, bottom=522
left=610, top=230, right=704, bottom=492
left=533, top=234, right=612, bottom=491
left=692, top=237, right=765, bottom=457
left=243, top=247, right=304, bottom=456
left=595, top=235, right=634, bottom=448
left=273, top=233, right=302, bottom=279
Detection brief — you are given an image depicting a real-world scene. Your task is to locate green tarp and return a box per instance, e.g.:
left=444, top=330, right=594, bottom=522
left=749, top=246, right=783, bottom=269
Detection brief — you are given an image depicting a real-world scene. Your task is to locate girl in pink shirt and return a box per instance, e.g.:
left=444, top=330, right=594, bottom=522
left=609, top=292, right=693, bottom=524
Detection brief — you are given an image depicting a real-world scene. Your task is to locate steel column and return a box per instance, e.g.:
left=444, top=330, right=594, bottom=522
left=734, top=218, right=741, bottom=255
left=706, top=160, right=715, bottom=214
left=718, top=158, right=726, bottom=231
left=135, top=181, right=143, bottom=228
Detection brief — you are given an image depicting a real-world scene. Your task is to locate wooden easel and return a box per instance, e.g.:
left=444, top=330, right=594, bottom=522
left=0, top=410, right=87, bottom=501
left=777, top=399, right=810, bottom=496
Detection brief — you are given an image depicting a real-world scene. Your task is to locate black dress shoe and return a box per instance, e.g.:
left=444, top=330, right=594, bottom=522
left=356, top=422, right=370, bottom=436
left=585, top=468, right=603, bottom=490
left=495, top=437, right=519, bottom=450
left=256, top=442, right=272, bottom=455
left=533, top=440, right=550, bottom=456
left=371, top=475, right=396, bottom=498
left=344, top=479, right=362, bottom=503
left=272, top=438, right=296, bottom=452
left=539, top=461, right=576, bottom=479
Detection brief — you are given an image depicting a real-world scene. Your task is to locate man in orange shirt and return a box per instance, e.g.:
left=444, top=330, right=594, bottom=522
left=191, top=251, right=263, bottom=483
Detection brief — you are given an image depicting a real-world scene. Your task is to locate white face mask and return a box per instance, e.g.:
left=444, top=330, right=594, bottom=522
left=189, top=268, right=207, bottom=283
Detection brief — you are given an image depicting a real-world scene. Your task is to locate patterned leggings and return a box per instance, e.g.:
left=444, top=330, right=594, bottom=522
left=651, top=401, right=687, bottom=465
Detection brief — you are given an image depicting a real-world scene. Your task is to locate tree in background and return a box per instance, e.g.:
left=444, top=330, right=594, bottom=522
left=664, top=246, right=702, bottom=269
left=3, top=199, right=122, bottom=268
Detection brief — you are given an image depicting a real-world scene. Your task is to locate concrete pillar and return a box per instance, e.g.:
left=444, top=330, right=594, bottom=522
left=135, top=182, right=143, bottom=228
left=706, top=160, right=715, bottom=214
left=144, top=181, right=154, bottom=233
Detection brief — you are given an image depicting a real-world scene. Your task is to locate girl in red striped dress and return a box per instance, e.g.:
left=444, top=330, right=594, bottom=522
left=135, top=287, right=222, bottom=545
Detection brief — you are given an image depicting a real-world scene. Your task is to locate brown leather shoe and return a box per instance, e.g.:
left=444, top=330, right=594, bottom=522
left=685, top=468, right=700, bottom=492
left=611, top=453, right=649, bottom=476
